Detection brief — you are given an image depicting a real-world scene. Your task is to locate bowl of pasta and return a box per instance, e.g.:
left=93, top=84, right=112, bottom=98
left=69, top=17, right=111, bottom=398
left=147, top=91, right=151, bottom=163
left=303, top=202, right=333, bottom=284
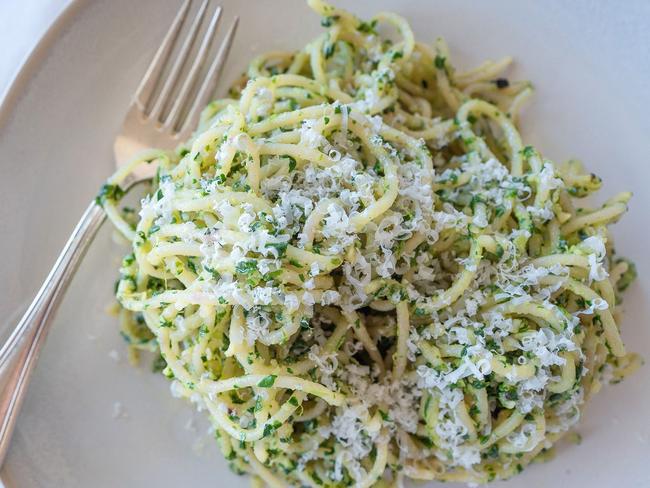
left=0, top=0, right=649, bottom=487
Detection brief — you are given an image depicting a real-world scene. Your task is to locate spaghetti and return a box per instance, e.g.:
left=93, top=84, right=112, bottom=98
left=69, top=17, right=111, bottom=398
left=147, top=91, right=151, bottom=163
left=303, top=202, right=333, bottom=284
left=100, top=1, right=639, bottom=486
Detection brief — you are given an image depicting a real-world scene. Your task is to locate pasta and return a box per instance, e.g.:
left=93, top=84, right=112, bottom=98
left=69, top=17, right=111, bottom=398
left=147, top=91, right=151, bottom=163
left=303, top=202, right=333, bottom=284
left=99, top=1, right=639, bottom=486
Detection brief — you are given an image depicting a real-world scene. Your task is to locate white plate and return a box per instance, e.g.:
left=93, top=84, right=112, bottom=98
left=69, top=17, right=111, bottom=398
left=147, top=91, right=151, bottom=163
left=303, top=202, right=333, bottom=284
left=1, top=1, right=649, bottom=486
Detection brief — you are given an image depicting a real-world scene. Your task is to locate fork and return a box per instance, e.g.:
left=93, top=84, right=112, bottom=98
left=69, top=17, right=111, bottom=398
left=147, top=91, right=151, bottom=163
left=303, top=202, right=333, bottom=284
left=0, top=0, right=238, bottom=466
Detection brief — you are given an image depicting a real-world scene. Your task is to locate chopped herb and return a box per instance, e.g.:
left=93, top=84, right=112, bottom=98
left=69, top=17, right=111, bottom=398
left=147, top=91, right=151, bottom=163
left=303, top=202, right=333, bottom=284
left=521, top=145, right=535, bottom=158
left=265, top=241, right=288, bottom=258
left=204, top=265, right=221, bottom=281
left=152, top=354, right=167, bottom=373
left=285, top=155, right=297, bottom=172
left=257, top=374, right=277, bottom=388
left=96, top=183, right=124, bottom=206
left=357, top=19, right=378, bottom=35
left=320, top=15, right=340, bottom=27
left=323, top=43, right=335, bottom=59
left=235, top=260, right=258, bottom=275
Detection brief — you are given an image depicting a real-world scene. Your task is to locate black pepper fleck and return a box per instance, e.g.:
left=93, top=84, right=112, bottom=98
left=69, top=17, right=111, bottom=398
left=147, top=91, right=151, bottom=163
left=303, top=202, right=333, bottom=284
left=494, top=78, right=510, bottom=89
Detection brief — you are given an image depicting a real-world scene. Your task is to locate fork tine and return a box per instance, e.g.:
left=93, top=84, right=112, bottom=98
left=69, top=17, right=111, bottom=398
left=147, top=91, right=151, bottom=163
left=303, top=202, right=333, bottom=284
left=179, top=16, right=239, bottom=137
left=134, top=0, right=191, bottom=112
left=162, top=6, right=223, bottom=132
left=148, top=0, right=210, bottom=124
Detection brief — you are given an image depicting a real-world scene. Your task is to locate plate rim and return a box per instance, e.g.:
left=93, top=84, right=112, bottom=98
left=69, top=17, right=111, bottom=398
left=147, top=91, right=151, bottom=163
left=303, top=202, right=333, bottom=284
left=0, top=0, right=88, bottom=130
left=0, top=2, right=85, bottom=485
left=0, top=2, right=648, bottom=486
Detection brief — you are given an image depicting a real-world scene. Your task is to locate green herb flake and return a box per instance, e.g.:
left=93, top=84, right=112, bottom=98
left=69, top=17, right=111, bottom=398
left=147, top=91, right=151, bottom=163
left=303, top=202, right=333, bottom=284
left=257, top=374, right=277, bottom=388
left=96, top=183, right=125, bottom=206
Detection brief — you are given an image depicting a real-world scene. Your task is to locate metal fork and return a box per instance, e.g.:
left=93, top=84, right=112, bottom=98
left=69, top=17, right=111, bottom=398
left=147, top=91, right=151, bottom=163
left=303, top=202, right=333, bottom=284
left=0, top=0, right=238, bottom=466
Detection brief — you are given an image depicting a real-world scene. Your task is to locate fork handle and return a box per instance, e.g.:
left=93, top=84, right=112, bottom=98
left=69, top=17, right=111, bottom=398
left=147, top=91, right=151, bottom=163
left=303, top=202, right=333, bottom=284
left=0, top=201, right=105, bottom=466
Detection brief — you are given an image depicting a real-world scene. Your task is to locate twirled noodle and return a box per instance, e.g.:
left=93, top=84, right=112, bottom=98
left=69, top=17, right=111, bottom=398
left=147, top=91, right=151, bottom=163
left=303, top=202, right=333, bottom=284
left=99, top=1, right=639, bottom=486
